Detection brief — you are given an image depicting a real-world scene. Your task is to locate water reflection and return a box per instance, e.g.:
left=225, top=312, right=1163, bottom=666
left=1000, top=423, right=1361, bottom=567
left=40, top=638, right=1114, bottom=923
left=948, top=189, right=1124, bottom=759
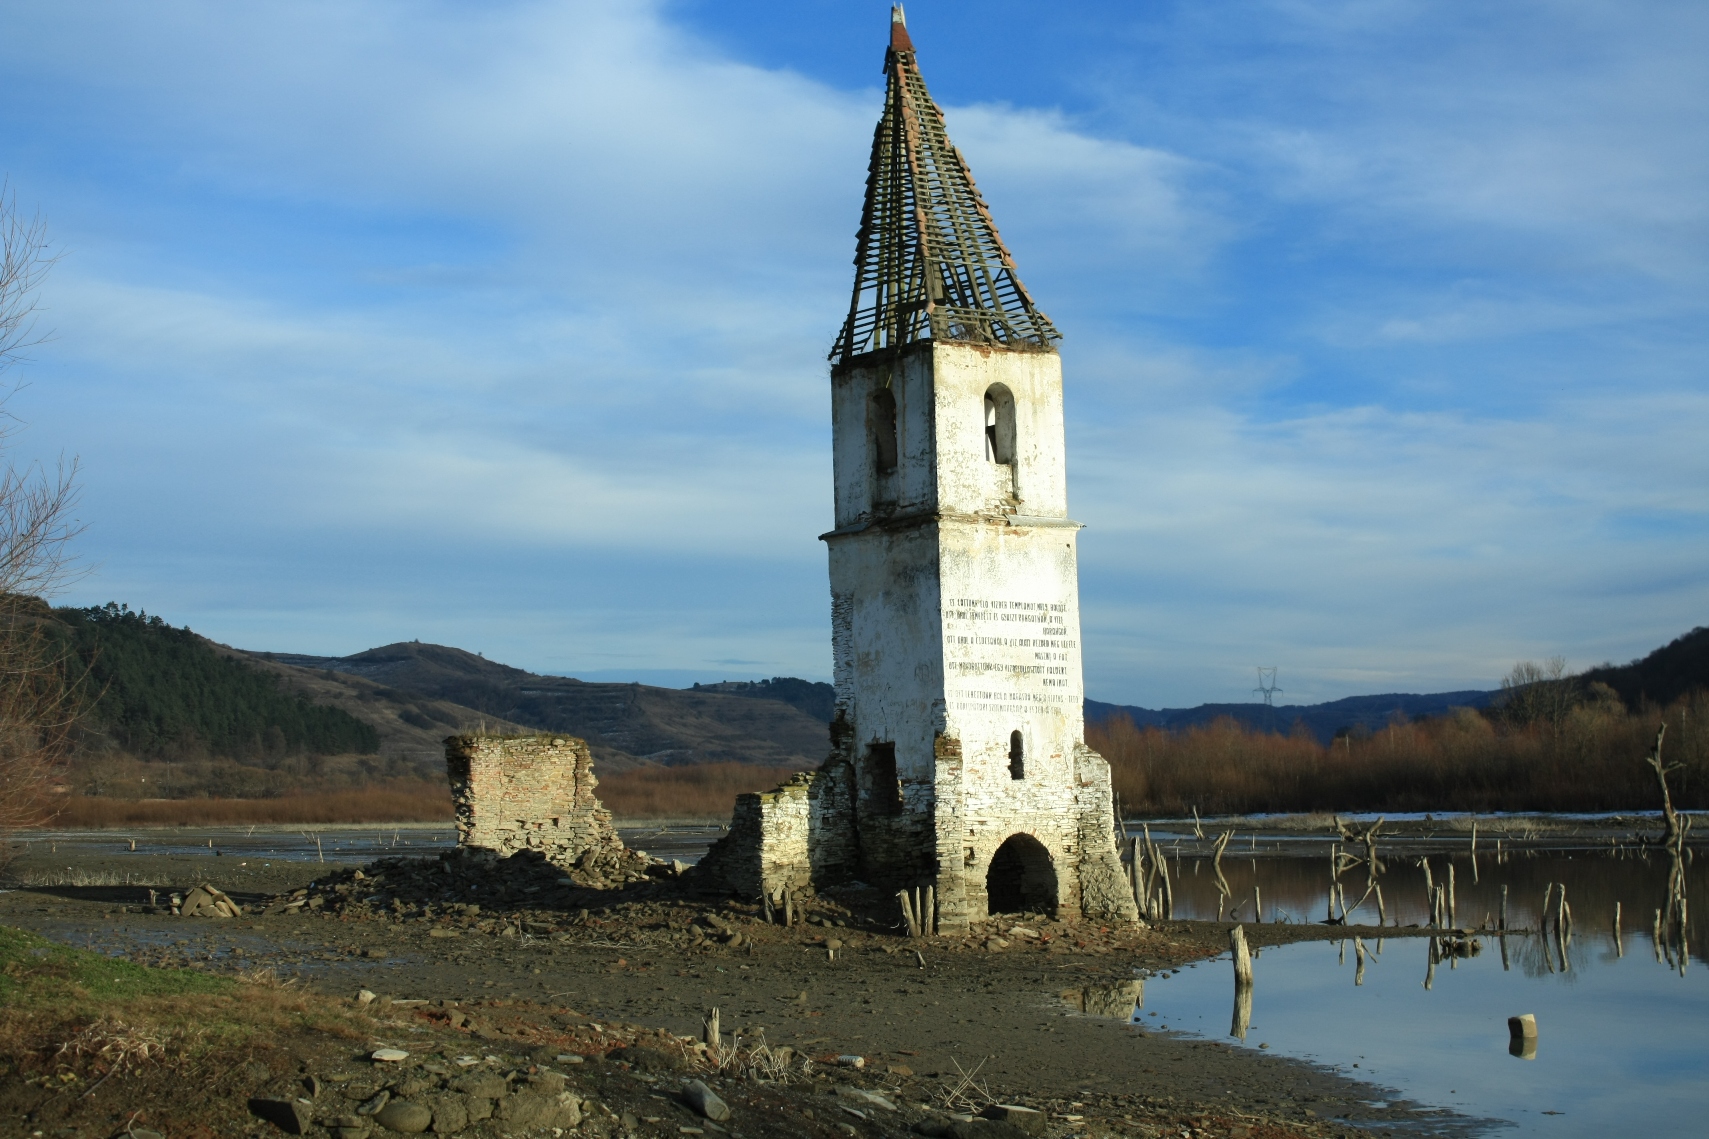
left=1159, top=846, right=1705, bottom=969
left=1060, top=980, right=1143, bottom=1019
left=1134, top=842, right=1706, bottom=1136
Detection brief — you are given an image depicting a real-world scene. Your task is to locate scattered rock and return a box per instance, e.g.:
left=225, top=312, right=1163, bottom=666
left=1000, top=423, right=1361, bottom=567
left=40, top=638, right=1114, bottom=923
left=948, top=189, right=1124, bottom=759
left=374, top=1100, right=433, bottom=1133
left=249, top=1096, right=314, bottom=1134
left=837, top=1054, right=865, bottom=1068
left=424, top=1093, right=468, bottom=1135
left=837, top=1087, right=896, bottom=1111
left=450, top=1072, right=508, bottom=1099
left=979, top=1104, right=1045, bottom=1134
left=371, top=1048, right=410, bottom=1063
left=606, top=1045, right=684, bottom=1072
left=357, top=1091, right=391, bottom=1116
left=302, top=1075, right=323, bottom=1098
left=682, top=1080, right=730, bottom=1122
left=494, top=1091, right=559, bottom=1128
left=181, top=885, right=242, bottom=919
left=357, top=990, right=378, bottom=1007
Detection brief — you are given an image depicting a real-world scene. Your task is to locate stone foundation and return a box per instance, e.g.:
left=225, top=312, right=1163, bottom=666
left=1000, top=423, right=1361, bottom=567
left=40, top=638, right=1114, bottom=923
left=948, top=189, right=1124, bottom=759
left=691, top=735, right=1138, bottom=931
left=445, top=734, right=623, bottom=867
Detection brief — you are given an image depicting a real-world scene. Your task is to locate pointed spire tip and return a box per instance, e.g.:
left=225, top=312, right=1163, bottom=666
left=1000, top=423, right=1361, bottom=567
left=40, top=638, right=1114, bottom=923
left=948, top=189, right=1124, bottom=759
left=890, top=5, right=914, bottom=53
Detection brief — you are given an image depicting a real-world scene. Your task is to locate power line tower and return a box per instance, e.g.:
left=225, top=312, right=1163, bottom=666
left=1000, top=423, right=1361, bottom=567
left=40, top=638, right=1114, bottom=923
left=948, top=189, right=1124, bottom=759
left=1253, top=667, right=1281, bottom=706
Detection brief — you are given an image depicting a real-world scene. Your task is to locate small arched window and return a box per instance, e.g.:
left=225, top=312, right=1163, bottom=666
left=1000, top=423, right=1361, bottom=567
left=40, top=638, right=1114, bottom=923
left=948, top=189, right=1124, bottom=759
left=872, top=387, right=898, bottom=473
left=984, top=384, right=1015, bottom=465
left=1008, top=730, right=1025, bottom=780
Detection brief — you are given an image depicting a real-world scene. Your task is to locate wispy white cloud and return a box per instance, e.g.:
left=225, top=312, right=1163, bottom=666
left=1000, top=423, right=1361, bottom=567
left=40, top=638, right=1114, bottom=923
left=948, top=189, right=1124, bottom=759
left=0, top=0, right=1702, bottom=704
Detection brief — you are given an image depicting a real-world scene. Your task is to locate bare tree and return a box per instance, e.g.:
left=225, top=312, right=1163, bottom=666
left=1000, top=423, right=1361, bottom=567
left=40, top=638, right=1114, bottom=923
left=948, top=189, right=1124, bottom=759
left=0, top=181, right=85, bottom=855
left=1499, top=655, right=1576, bottom=736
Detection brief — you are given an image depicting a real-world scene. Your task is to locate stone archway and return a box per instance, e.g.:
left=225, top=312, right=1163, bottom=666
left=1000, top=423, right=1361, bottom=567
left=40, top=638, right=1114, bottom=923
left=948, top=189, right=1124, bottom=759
left=985, top=833, right=1057, bottom=917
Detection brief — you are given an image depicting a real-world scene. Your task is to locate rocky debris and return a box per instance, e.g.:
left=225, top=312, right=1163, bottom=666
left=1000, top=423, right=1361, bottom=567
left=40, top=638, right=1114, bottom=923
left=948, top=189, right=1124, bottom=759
left=179, top=885, right=242, bottom=918
left=248, top=1096, right=313, bottom=1134
left=262, top=846, right=664, bottom=922
left=373, top=1100, right=431, bottom=1133
left=980, top=1104, right=1045, bottom=1134
left=682, top=1079, right=730, bottom=1121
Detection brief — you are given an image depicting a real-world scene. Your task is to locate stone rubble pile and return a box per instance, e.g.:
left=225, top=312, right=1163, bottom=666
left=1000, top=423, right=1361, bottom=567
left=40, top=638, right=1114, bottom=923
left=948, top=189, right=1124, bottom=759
left=263, top=845, right=670, bottom=921
left=250, top=1059, right=585, bottom=1137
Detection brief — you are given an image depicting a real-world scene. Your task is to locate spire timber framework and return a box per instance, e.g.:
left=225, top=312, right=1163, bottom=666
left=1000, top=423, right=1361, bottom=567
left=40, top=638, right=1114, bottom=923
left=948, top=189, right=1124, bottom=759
left=831, top=7, right=1061, bottom=366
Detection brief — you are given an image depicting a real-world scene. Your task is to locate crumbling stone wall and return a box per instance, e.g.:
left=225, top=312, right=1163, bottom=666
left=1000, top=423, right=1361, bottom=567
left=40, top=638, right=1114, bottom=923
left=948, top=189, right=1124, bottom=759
left=691, top=771, right=816, bottom=900
left=692, top=731, right=1138, bottom=932
left=445, top=734, right=622, bottom=867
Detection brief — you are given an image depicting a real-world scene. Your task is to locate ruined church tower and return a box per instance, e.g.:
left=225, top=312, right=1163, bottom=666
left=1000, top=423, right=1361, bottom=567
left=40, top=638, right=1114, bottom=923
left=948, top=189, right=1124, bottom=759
left=696, top=9, right=1135, bottom=931
left=816, top=9, right=1134, bottom=930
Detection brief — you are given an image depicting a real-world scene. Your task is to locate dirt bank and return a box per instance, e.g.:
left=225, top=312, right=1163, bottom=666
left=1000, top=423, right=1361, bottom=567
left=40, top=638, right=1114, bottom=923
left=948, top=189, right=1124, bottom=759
left=1, top=841, right=1478, bottom=1139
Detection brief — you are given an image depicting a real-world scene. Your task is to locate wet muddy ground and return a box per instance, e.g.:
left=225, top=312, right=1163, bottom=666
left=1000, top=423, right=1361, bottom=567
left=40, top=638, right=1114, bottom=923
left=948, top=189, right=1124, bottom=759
left=0, top=840, right=1478, bottom=1139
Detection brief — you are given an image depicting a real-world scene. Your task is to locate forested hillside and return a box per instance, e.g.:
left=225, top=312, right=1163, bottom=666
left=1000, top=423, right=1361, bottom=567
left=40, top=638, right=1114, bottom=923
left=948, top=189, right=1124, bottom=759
left=60, top=603, right=380, bottom=760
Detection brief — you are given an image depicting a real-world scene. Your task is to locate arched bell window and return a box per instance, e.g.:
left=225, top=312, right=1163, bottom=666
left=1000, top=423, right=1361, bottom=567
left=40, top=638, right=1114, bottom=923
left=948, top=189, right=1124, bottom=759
left=871, top=386, right=898, bottom=473
left=984, top=384, right=1015, bottom=465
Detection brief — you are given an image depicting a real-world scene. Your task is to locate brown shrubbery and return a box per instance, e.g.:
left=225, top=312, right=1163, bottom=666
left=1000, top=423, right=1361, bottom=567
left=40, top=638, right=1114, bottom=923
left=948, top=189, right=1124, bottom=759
left=1091, top=686, right=1709, bottom=816
left=596, top=762, right=807, bottom=819
left=47, top=781, right=453, bottom=827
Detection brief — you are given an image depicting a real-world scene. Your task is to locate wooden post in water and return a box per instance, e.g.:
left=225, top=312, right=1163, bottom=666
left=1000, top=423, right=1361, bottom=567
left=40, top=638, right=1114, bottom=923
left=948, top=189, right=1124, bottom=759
left=1470, top=822, right=1480, bottom=883
left=1614, top=901, right=1624, bottom=957
left=1499, top=884, right=1508, bottom=931
left=1447, top=862, right=1457, bottom=929
left=1421, top=858, right=1435, bottom=924
left=1255, top=885, right=1263, bottom=924
left=1374, top=884, right=1386, bottom=927
left=1354, top=937, right=1367, bottom=986
left=1230, top=925, right=1253, bottom=987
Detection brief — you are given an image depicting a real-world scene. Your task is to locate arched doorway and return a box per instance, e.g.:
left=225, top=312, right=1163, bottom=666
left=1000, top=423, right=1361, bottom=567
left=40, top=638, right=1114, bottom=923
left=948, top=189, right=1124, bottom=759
left=985, top=833, right=1057, bottom=917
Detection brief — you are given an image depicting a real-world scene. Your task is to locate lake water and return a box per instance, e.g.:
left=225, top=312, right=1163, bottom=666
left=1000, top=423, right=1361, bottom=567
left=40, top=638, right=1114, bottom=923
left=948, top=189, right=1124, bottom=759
left=11, top=823, right=723, bottom=867
left=1135, top=844, right=1707, bottom=1136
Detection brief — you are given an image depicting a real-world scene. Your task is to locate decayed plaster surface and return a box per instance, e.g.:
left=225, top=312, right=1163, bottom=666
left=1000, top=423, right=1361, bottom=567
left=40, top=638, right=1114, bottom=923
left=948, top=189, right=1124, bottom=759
left=696, top=342, right=1136, bottom=931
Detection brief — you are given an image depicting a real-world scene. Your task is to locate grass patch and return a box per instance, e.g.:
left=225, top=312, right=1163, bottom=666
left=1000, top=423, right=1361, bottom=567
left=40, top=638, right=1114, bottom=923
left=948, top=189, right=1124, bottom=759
left=0, top=923, right=376, bottom=1099
left=0, top=925, right=230, bottom=1006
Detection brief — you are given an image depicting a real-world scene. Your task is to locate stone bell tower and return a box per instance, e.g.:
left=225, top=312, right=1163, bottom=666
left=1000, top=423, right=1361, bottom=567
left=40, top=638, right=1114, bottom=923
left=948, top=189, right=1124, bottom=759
left=695, top=8, right=1134, bottom=931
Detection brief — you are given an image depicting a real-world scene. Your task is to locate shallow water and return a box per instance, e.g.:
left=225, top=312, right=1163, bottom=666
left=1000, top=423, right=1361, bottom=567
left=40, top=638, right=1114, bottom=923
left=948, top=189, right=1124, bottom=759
left=1137, top=848, right=1708, bottom=1136
left=12, top=823, right=722, bottom=867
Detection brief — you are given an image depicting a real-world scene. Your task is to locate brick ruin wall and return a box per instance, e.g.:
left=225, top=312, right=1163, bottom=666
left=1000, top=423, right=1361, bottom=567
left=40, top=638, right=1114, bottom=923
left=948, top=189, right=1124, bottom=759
left=446, top=734, right=623, bottom=867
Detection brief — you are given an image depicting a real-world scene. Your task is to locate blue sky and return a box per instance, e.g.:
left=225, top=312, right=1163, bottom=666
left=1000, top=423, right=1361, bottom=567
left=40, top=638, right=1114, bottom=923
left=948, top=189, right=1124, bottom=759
left=1, top=0, right=1704, bottom=707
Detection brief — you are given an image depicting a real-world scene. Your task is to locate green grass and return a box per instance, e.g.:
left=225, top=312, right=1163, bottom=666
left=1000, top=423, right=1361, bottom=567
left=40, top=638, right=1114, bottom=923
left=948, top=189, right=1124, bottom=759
left=0, top=924, right=231, bottom=1007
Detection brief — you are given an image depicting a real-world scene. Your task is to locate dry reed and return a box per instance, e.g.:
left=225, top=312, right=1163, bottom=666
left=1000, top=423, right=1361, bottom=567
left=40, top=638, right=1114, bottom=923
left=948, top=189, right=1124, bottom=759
left=1091, top=688, right=1709, bottom=816
left=597, top=763, right=808, bottom=819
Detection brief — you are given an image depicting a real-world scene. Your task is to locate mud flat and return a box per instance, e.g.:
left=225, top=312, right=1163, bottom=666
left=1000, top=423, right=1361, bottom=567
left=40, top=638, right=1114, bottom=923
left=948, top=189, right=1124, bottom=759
left=0, top=836, right=1480, bottom=1139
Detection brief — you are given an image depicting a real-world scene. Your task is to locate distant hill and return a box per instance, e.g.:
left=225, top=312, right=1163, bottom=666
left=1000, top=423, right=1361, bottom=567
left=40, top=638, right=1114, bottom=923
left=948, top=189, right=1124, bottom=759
left=690, top=677, right=836, bottom=722
left=1580, top=626, right=1709, bottom=710
left=57, top=603, right=382, bottom=761
left=1086, top=690, right=1499, bottom=746
left=266, top=642, right=831, bottom=773
left=1087, top=622, right=1709, bottom=744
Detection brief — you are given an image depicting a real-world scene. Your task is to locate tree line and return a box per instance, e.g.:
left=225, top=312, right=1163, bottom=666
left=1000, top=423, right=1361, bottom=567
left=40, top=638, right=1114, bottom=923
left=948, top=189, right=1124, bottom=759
left=58, top=602, right=379, bottom=762
left=1091, top=657, right=1707, bottom=816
